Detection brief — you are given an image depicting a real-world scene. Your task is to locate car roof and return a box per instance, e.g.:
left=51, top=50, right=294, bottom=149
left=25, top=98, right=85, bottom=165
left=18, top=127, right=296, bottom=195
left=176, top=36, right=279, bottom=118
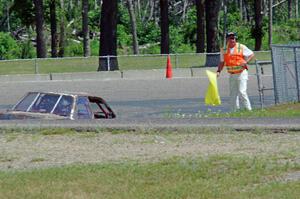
left=30, top=91, right=94, bottom=97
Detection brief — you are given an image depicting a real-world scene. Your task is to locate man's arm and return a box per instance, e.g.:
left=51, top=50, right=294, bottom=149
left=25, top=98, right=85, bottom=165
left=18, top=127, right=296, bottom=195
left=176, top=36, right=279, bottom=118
left=217, top=48, right=225, bottom=77
left=245, top=53, right=254, bottom=63
left=241, top=44, right=255, bottom=67
left=217, top=61, right=224, bottom=77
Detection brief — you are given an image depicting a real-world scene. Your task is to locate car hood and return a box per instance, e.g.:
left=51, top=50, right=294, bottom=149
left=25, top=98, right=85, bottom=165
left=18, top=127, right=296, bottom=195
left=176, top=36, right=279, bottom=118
left=0, top=111, right=69, bottom=120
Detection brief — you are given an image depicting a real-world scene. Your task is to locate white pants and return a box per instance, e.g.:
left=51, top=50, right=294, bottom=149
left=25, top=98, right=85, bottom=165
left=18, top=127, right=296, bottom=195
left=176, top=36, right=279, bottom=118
left=229, top=70, right=252, bottom=111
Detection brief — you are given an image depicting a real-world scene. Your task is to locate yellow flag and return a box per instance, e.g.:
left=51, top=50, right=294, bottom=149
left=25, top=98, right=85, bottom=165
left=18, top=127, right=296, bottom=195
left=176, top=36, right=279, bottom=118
left=205, top=70, right=221, bottom=106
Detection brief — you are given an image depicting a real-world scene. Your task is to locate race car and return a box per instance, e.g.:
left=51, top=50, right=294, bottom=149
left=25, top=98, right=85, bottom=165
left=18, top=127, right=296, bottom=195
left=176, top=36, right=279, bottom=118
left=0, top=91, right=116, bottom=120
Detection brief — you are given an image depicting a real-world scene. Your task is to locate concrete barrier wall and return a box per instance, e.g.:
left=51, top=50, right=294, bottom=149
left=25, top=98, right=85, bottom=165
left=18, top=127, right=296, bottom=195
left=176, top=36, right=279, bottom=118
left=0, top=74, right=50, bottom=82
left=50, top=71, right=122, bottom=81
left=0, top=64, right=270, bottom=82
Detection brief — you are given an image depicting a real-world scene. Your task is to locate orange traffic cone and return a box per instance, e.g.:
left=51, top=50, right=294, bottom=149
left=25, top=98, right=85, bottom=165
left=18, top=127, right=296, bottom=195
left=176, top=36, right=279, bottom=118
left=166, top=55, right=173, bottom=79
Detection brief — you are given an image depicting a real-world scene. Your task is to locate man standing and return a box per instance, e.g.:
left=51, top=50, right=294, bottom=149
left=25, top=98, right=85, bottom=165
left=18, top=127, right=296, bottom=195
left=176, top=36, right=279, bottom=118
left=216, top=32, right=254, bottom=111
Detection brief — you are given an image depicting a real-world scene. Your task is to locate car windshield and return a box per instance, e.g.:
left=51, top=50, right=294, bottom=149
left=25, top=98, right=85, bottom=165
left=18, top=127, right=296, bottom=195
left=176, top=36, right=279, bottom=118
left=13, top=92, right=39, bottom=111
left=29, top=93, right=60, bottom=113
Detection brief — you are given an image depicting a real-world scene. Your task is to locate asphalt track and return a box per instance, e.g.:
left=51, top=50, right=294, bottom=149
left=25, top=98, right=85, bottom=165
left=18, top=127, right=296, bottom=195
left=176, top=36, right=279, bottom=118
left=0, top=67, right=299, bottom=130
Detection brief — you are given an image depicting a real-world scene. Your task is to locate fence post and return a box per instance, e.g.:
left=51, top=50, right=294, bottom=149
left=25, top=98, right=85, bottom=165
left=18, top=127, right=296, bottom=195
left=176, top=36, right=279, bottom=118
left=293, top=47, right=300, bottom=102
left=175, top=54, right=178, bottom=68
left=107, top=55, right=111, bottom=71
left=255, top=59, right=264, bottom=109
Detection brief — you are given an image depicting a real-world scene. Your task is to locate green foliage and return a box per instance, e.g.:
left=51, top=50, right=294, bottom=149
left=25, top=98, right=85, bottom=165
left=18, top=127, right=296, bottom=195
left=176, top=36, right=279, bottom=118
left=179, top=8, right=197, bottom=48
left=0, top=32, right=20, bottom=60
left=117, top=24, right=131, bottom=48
left=137, top=21, right=160, bottom=45
left=88, top=9, right=100, bottom=31
left=1, top=1, right=300, bottom=58
left=65, top=40, right=83, bottom=56
left=273, top=19, right=300, bottom=44
left=10, top=0, right=34, bottom=27
left=169, top=25, right=195, bottom=53
left=90, top=39, right=99, bottom=56
left=19, top=39, right=35, bottom=59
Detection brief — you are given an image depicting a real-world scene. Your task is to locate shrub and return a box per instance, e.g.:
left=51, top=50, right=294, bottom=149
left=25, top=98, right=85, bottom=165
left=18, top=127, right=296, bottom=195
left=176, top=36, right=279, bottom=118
left=0, top=32, right=21, bottom=60
left=65, top=39, right=83, bottom=56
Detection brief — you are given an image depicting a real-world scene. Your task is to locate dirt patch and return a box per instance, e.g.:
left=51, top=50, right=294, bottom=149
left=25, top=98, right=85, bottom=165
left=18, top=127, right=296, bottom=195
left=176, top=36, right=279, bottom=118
left=0, top=131, right=299, bottom=171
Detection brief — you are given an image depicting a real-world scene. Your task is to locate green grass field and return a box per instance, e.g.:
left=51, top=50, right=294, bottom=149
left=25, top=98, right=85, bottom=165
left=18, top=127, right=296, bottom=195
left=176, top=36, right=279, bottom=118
left=164, top=102, right=300, bottom=119
left=0, top=128, right=299, bottom=199
left=0, top=51, right=271, bottom=75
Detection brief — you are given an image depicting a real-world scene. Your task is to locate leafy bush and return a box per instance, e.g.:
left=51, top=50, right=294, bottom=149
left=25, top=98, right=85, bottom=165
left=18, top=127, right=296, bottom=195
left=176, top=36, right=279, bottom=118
left=118, top=24, right=132, bottom=48
left=19, top=39, right=35, bottom=59
left=90, top=39, right=99, bottom=56
left=273, top=19, right=300, bottom=44
left=0, top=32, right=21, bottom=60
left=65, top=39, right=83, bottom=56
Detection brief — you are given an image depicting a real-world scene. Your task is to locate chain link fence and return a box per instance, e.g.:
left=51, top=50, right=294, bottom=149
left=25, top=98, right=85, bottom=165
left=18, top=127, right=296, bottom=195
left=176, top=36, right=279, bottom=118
left=271, top=45, right=300, bottom=104
left=0, top=51, right=270, bottom=75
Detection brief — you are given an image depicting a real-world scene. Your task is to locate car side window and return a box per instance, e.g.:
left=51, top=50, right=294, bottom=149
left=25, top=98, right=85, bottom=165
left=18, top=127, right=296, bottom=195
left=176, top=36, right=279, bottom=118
left=76, top=97, right=93, bottom=119
left=53, top=96, right=74, bottom=117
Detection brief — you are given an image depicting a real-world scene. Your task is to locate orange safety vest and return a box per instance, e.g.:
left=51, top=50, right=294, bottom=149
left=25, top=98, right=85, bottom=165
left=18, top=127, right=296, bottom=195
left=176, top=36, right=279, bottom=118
left=223, top=43, right=246, bottom=74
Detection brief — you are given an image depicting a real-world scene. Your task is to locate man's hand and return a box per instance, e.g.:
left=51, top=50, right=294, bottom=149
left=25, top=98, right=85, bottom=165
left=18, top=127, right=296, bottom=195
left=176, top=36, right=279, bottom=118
left=239, top=61, right=248, bottom=70
left=216, top=71, right=221, bottom=77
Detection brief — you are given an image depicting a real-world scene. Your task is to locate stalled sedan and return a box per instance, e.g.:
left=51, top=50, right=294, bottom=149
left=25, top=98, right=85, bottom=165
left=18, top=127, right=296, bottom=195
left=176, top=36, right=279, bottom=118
left=0, top=91, right=116, bottom=120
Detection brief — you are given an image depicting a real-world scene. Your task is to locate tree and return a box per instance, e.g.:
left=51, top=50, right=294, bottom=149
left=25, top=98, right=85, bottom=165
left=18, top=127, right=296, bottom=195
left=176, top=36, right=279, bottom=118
left=205, top=0, right=221, bottom=53
left=296, top=0, right=299, bottom=18
left=268, top=0, right=272, bottom=48
left=98, top=0, right=118, bottom=71
left=82, top=0, right=90, bottom=57
left=127, top=0, right=139, bottom=54
left=10, top=0, right=35, bottom=27
left=58, top=0, right=65, bottom=57
left=288, top=0, right=292, bottom=18
left=205, top=0, right=221, bottom=67
left=253, top=0, right=263, bottom=51
left=50, top=0, right=58, bottom=57
left=34, top=0, right=47, bottom=58
left=160, top=0, right=169, bottom=54
left=195, top=0, right=205, bottom=53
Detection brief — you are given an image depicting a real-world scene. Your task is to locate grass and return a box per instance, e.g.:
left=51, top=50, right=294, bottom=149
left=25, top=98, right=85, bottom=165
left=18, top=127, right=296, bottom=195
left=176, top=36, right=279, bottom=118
left=164, top=102, right=300, bottom=119
left=0, top=126, right=299, bottom=198
left=0, top=153, right=299, bottom=198
left=0, top=51, right=271, bottom=75
left=212, top=102, right=300, bottom=118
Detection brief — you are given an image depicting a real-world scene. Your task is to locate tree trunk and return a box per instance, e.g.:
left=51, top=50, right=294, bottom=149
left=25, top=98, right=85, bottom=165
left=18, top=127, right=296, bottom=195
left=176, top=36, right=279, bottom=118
left=222, top=0, right=228, bottom=47
left=239, top=0, right=243, bottom=21
left=50, top=0, right=58, bottom=57
left=34, top=0, right=47, bottom=58
left=127, top=0, right=139, bottom=54
left=205, top=0, right=221, bottom=67
left=195, top=0, right=205, bottom=53
left=82, top=0, right=90, bottom=57
left=58, top=0, right=65, bottom=57
left=160, top=0, right=169, bottom=54
left=205, top=0, right=221, bottom=53
left=296, top=0, right=299, bottom=18
left=98, top=0, right=118, bottom=71
left=287, top=0, right=292, bottom=18
left=268, top=0, right=272, bottom=49
left=254, top=0, right=263, bottom=51
left=6, top=1, right=10, bottom=32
